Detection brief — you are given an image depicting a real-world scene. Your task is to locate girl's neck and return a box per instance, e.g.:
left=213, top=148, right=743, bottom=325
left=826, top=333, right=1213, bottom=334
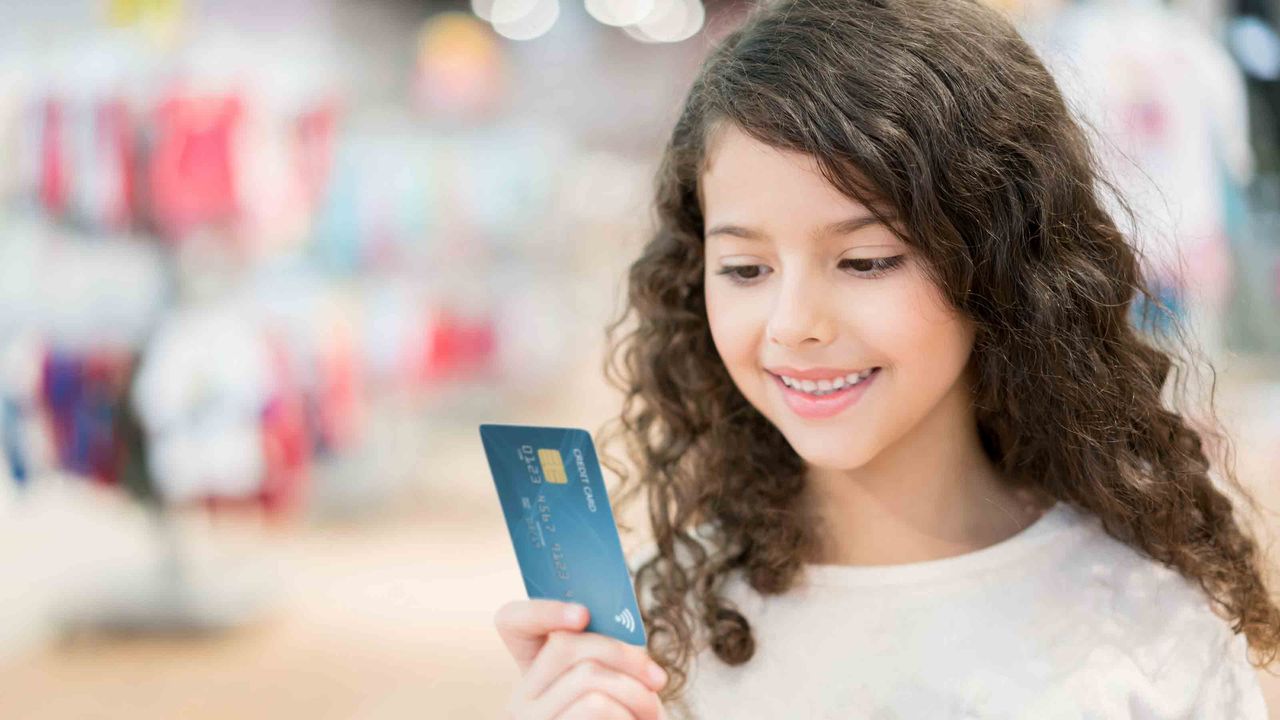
left=803, top=471, right=1051, bottom=567
left=799, top=377, right=1054, bottom=567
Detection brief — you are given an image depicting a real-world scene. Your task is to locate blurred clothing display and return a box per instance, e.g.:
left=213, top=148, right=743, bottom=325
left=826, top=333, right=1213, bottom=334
left=1023, top=0, right=1256, bottom=350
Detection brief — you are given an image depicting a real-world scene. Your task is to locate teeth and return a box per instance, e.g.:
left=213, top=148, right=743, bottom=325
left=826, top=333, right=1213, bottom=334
left=778, top=368, right=876, bottom=395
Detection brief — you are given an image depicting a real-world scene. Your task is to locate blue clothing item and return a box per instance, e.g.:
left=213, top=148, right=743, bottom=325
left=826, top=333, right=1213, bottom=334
left=3, top=398, right=27, bottom=485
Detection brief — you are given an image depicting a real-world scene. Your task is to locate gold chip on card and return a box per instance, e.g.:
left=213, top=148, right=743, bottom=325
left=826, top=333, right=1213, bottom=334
left=538, top=449, right=569, bottom=484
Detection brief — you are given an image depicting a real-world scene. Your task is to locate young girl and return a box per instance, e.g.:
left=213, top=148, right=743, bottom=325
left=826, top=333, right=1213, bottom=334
left=493, top=0, right=1280, bottom=717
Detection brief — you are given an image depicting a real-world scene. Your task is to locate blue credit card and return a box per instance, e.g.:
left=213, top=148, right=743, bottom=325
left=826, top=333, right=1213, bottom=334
left=479, top=423, right=646, bottom=646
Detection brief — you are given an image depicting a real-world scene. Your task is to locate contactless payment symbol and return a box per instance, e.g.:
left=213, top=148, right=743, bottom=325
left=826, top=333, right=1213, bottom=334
left=614, top=608, right=637, bottom=634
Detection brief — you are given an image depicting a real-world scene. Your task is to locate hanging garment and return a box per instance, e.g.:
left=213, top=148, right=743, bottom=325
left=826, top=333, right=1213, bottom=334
left=2, top=398, right=27, bottom=486
left=39, top=98, right=68, bottom=219
left=39, top=348, right=132, bottom=486
left=257, top=333, right=311, bottom=515
left=131, top=301, right=272, bottom=503
left=149, top=93, right=243, bottom=241
left=1024, top=0, right=1253, bottom=326
left=70, top=97, right=137, bottom=233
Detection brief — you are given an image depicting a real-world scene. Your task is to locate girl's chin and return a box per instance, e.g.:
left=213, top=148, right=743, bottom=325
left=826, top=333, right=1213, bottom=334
left=785, top=433, right=875, bottom=469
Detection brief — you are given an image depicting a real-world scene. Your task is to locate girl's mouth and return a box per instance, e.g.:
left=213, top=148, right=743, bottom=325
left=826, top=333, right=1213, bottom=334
left=770, top=368, right=880, bottom=419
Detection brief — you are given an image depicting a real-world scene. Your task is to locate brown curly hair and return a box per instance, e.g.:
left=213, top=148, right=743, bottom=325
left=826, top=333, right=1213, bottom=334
left=595, top=0, right=1280, bottom=710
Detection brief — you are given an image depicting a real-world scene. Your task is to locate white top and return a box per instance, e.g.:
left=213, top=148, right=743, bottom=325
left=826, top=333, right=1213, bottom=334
left=628, top=501, right=1267, bottom=719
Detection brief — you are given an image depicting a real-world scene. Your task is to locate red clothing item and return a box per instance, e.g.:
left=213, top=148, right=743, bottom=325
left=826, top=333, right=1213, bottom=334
left=40, top=98, right=67, bottom=217
left=149, top=94, right=242, bottom=240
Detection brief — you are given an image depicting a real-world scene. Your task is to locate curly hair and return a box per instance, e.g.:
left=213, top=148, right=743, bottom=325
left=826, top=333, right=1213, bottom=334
left=595, top=0, right=1280, bottom=710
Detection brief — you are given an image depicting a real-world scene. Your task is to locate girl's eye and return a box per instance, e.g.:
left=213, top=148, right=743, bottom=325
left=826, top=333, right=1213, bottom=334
left=841, top=256, right=905, bottom=277
left=714, top=255, right=905, bottom=286
left=716, top=264, right=770, bottom=284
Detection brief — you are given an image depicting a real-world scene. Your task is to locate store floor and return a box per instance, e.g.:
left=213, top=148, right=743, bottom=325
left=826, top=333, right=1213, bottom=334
left=0, top=487, right=524, bottom=720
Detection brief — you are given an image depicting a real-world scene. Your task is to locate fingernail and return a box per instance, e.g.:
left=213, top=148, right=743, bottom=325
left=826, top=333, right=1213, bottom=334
left=564, top=605, right=585, bottom=624
left=648, top=663, right=668, bottom=687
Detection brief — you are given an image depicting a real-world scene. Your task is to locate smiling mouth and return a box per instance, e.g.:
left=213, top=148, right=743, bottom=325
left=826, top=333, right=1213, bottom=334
left=768, top=368, right=880, bottom=396
left=768, top=367, right=881, bottom=420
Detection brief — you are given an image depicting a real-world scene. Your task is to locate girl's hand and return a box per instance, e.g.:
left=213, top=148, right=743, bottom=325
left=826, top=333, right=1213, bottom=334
left=493, top=598, right=669, bottom=720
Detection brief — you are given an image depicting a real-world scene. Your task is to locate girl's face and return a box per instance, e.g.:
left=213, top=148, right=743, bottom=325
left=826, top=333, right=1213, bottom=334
left=702, top=124, right=977, bottom=470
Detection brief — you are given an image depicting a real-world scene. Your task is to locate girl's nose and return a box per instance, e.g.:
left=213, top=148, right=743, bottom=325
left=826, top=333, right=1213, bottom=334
left=766, top=276, right=835, bottom=348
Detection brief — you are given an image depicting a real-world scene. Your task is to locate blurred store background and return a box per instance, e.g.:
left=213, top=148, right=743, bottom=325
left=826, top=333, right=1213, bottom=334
left=0, top=0, right=1277, bottom=717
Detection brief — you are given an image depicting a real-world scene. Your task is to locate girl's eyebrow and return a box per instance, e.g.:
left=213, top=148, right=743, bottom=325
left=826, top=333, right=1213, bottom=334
left=705, top=213, right=889, bottom=243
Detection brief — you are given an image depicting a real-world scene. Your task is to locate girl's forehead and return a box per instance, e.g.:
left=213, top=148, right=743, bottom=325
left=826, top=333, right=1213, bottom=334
left=699, top=124, right=890, bottom=216
left=700, top=124, right=810, bottom=180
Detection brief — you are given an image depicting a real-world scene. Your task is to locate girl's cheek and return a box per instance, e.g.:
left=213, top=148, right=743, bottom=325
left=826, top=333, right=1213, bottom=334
left=708, top=292, right=762, bottom=343
left=705, top=303, right=749, bottom=368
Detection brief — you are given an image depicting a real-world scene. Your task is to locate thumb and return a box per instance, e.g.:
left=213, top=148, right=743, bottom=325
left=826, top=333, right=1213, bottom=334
left=492, top=599, right=590, bottom=672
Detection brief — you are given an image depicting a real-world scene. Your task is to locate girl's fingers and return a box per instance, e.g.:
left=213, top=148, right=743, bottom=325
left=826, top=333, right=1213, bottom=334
left=530, top=663, right=660, bottom=720
left=493, top=599, right=590, bottom=673
left=494, top=599, right=667, bottom=720
left=520, top=629, right=667, bottom=703
left=557, top=690, right=634, bottom=720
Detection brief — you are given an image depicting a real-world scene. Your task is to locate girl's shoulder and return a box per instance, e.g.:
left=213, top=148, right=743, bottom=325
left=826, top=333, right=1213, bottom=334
left=1033, top=504, right=1264, bottom=715
left=625, top=507, right=1250, bottom=655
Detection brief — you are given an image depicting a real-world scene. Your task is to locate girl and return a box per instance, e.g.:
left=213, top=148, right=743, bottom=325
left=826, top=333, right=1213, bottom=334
left=493, top=0, right=1280, bottom=717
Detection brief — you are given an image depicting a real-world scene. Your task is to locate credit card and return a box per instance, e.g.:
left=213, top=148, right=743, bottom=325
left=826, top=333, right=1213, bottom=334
left=479, top=423, right=646, bottom=646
